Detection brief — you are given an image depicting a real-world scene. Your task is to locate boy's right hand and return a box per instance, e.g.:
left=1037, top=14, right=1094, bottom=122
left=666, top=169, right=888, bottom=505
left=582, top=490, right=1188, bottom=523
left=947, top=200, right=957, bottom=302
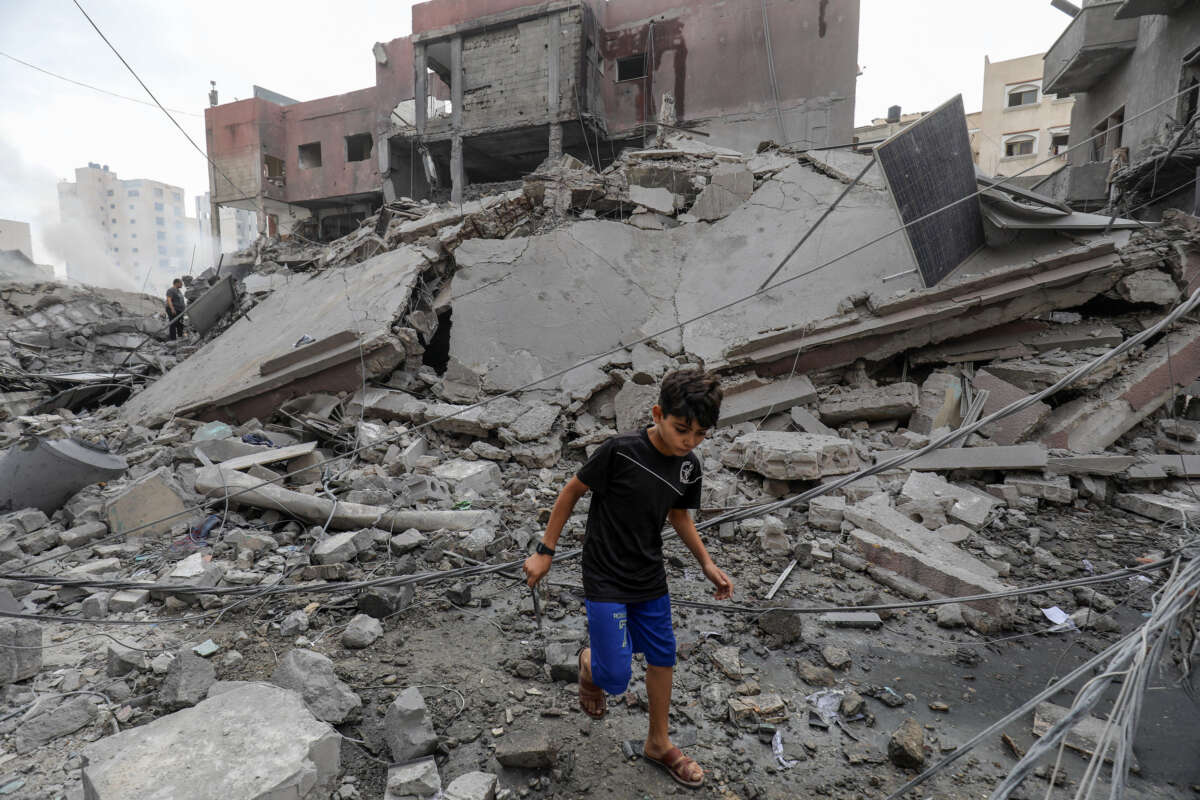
left=523, top=553, right=552, bottom=587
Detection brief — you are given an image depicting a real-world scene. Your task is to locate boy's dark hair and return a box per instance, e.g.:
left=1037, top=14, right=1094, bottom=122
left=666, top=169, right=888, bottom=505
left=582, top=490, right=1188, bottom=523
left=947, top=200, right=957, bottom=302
left=658, top=369, right=723, bottom=429
left=172, top=278, right=182, bottom=286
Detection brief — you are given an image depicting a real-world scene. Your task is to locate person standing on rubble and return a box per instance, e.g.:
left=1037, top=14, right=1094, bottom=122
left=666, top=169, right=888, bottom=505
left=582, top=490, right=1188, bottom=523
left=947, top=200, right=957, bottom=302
left=165, top=278, right=186, bottom=341
left=523, top=369, right=733, bottom=789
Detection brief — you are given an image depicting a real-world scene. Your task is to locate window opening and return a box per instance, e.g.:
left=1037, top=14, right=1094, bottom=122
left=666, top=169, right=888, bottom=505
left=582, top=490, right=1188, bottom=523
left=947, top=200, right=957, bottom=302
left=617, top=54, right=647, bottom=82
left=346, top=133, right=373, bottom=162
left=1007, top=87, right=1038, bottom=108
left=298, top=142, right=323, bottom=169
left=1005, top=135, right=1035, bottom=157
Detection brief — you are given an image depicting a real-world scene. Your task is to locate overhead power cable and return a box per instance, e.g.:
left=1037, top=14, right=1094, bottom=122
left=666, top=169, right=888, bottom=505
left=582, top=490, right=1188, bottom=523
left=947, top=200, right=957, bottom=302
left=5, top=80, right=1194, bottom=576
left=0, top=50, right=201, bottom=116
left=70, top=0, right=251, bottom=198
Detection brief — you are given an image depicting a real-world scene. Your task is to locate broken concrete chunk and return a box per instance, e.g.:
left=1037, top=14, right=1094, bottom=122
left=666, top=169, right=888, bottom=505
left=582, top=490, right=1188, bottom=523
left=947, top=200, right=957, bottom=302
left=819, top=382, right=919, bottom=425
left=81, top=683, right=340, bottom=800
left=502, top=402, right=560, bottom=442
left=342, top=614, right=383, bottom=649
left=909, top=372, right=962, bottom=435
left=690, top=165, right=754, bottom=221
left=384, top=686, right=438, bottom=762
left=1113, top=492, right=1200, bottom=523
left=721, top=431, right=859, bottom=480
left=888, top=718, right=926, bottom=768
left=495, top=728, right=559, bottom=768
left=973, top=369, right=1051, bottom=445
left=386, top=757, right=441, bottom=800
left=16, top=696, right=97, bottom=754
left=718, top=375, right=818, bottom=427
left=629, top=185, right=677, bottom=215
left=1004, top=474, right=1074, bottom=504
left=614, top=381, right=659, bottom=434
left=433, top=459, right=502, bottom=496
left=808, top=495, right=846, bottom=531
left=157, top=650, right=216, bottom=710
left=104, top=466, right=188, bottom=540
left=271, top=649, right=362, bottom=724
left=817, top=611, right=882, bottom=628
left=900, top=472, right=1000, bottom=530
left=312, top=529, right=375, bottom=565
left=1113, top=269, right=1180, bottom=306
left=0, top=620, right=42, bottom=685
left=424, top=402, right=495, bottom=438
left=443, top=772, right=498, bottom=800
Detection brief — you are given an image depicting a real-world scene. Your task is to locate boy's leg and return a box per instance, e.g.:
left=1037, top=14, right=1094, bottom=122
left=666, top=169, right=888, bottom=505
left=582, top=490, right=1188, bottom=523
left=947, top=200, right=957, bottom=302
left=627, top=595, right=702, bottom=786
left=583, top=600, right=634, bottom=717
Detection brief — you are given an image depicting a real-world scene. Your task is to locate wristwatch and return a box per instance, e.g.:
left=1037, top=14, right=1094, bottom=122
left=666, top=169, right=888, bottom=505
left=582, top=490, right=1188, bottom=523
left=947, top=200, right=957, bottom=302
left=535, top=541, right=555, bottom=556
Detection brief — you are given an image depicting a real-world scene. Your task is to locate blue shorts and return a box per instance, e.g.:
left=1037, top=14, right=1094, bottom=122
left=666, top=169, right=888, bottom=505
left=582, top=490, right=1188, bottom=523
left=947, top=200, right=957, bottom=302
left=585, top=594, right=676, bottom=695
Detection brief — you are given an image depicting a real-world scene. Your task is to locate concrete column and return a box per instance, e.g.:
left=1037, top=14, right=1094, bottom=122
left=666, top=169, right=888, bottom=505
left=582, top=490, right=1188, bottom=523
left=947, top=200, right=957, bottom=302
left=450, top=135, right=464, bottom=206
left=203, top=123, right=222, bottom=265
left=450, top=35, right=463, bottom=128
left=414, top=44, right=427, bottom=136
left=547, top=12, right=561, bottom=120
left=548, top=123, right=563, bottom=159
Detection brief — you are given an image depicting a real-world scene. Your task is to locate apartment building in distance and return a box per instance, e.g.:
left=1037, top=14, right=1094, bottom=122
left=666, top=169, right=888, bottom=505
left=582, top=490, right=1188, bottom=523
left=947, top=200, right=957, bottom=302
left=971, top=53, right=1074, bottom=183
left=205, top=0, right=861, bottom=241
left=1042, top=0, right=1200, bottom=212
left=57, top=164, right=199, bottom=289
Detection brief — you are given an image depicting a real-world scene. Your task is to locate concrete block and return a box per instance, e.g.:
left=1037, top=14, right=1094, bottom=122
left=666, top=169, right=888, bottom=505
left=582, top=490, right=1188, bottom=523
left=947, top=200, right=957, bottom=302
left=271, top=649, right=362, bottom=724
left=1114, top=269, right=1180, bottom=306
left=718, top=376, right=818, bottom=427
left=973, top=369, right=1051, bottom=445
left=495, top=728, right=558, bottom=768
left=808, top=495, right=846, bottom=531
left=0, top=620, right=41, bottom=685
left=909, top=372, right=962, bottom=435
left=60, top=520, right=108, bottom=549
left=384, top=687, right=437, bottom=762
left=104, top=467, right=187, bottom=540
left=108, top=589, right=150, bottom=612
left=614, top=381, right=658, bottom=434
left=425, top=402, right=495, bottom=438
left=225, top=529, right=276, bottom=553
left=721, top=431, right=859, bottom=480
left=312, top=529, right=374, bottom=565
left=348, top=388, right=429, bottom=423
left=873, top=445, right=1048, bottom=471
left=502, top=401, right=559, bottom=442
left=158, top=650, right=216, bottom=710
left=16, top=696, right=97, bottom=754
left=443, top=772, right=498, bottom=800
left=386, top=757, right=440, bottom=800
left=817, top=611, right=882, bottom=628
left=690, top=166, right=753, bottom=221
left=819, top=382, right=919, bottom=425
left=433, top=459, right=502, bottom=496
left=342, top=614, right=383, bottom=649
left=80, top=683, right=340, bottom=800
left=843, top=498, right=1013, bottom=614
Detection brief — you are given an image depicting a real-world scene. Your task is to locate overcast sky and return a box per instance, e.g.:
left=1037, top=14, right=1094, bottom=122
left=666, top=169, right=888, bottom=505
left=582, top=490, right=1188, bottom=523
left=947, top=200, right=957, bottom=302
left=0, top=0, right=1074, bottom=275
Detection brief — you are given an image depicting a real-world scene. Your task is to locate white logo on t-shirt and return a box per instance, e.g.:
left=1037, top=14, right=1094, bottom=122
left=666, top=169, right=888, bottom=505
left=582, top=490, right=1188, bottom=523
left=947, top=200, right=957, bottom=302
left=679, top=461, right=700, bottom=484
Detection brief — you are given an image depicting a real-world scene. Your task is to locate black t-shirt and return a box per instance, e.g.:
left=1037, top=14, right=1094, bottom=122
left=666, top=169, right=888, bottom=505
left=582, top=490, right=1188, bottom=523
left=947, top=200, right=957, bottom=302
left=577, top=428, right=702, bottom=602
left=166, top=287, right=185, bottom=312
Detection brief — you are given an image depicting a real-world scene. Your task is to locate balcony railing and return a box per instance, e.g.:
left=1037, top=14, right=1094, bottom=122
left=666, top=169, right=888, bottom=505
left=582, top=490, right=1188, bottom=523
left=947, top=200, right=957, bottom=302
left=1043, top=2, right=1139, bottom=95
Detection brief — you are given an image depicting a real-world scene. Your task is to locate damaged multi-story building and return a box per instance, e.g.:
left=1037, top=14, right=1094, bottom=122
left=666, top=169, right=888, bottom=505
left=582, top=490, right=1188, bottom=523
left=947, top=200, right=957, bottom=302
left=204, top=0, right=859, bottom=242
left=1041, top=0, right=1200, bottom=213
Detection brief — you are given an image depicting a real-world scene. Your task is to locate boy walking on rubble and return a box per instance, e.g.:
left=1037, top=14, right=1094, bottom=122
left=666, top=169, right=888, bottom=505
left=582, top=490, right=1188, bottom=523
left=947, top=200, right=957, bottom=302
left=523, top=369, right=733, bottom=789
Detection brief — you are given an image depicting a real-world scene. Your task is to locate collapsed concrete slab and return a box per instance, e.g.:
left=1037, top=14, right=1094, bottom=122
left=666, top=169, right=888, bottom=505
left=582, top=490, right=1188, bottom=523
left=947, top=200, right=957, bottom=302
left=195, top=466, right=491, bottom=531
left=899, top=471, right=1000, bottom=530
left=122, top=246, right=429, bottom=426
left=104, top=467, right=188, bottom=540
left=1113, top=492, right=1200, bottom=523
left=81, top=683, right=340, bottom=800
left=843, top=497, right=1014, bottom=615
left=1039, top=323, right=1200, bottom=452
left=973, top=369, right=1050, bottom=445
left=721, top=431, right=859, bottom=480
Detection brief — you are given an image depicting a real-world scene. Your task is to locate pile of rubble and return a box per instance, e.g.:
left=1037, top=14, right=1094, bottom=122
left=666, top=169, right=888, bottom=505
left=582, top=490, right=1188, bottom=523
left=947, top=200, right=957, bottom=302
left=1, top=134, right=1199, bottom=799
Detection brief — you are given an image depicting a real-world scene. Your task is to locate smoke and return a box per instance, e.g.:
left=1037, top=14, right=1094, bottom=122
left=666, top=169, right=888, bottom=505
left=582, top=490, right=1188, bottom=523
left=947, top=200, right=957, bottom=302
left=0, top=138, right=138, bottom=293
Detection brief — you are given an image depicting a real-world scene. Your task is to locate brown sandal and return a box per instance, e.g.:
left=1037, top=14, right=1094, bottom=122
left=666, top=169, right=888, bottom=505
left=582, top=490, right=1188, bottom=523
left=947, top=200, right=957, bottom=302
left=644, top=746, right=703, bottom=788
left=577, top=649, right=606, bottom=719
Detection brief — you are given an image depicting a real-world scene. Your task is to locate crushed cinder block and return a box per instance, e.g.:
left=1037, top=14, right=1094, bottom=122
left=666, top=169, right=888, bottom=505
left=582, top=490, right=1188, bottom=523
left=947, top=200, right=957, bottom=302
left=81, top=683, right=340, bottom=800
left=104, top=466, right=188, bottom=540
left=495, top=728, right=558, bottom=768
left=108, top=588, right=150, bottom=612
left=819, top=382, right=919, bottom=425
left=722, top=431, right=859, bottom=480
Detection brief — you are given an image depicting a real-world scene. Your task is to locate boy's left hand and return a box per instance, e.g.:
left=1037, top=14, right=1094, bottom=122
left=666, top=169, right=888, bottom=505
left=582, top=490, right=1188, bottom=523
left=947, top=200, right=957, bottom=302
left=702, top=562, right=733, bottom=600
